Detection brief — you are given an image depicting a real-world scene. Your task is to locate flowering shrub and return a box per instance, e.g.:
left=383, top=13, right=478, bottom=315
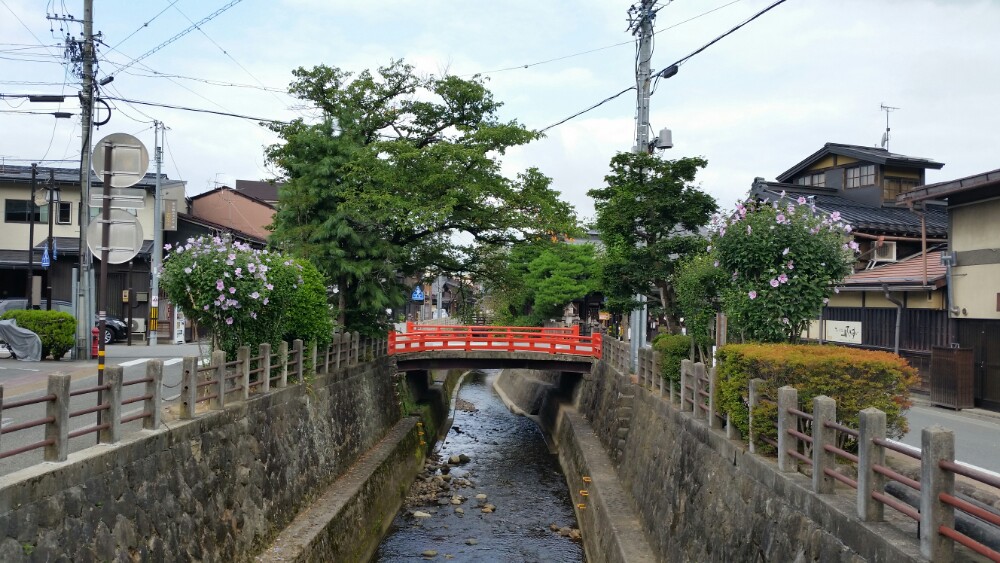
left=711, top=196, right=855, bottom=342
left=160, top=236, right=334, bottom=358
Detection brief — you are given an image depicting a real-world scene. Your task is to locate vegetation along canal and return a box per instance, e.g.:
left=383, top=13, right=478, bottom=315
left=374, top=370, right=585, bottom=562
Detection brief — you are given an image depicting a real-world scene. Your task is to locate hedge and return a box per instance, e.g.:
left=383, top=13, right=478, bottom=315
left=0, top=309, right=76, bottom=360
left=716, top=343, right=918, bottom=451
left=652, top=333, right=692, bottom=387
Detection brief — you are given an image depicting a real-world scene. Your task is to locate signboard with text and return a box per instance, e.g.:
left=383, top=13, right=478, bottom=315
left=824, top=320, right=862, bottom=345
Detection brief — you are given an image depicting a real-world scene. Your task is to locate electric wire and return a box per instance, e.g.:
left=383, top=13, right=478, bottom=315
left=0, top=0, right=60, bottom=57
left=110, top=1, right=180, bottom=50
left=162, top=127, right=184, bottom=181
left=102, top=96, right=286, bottom=124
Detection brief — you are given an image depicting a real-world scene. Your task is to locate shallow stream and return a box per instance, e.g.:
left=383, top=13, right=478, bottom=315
left=373, top=371, right=585, bottom=562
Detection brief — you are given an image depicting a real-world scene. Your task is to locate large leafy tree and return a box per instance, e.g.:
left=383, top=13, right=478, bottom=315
left=488, top=241, right=599, bottom=326
left=266, top=60, right=577, bottom=334
left=588, top=152, right=718, bottom=332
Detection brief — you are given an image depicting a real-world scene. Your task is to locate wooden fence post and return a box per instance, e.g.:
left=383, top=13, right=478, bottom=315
left=145, top=359, right=163, bottom=430
left=43, top=374, right=70, bottom=462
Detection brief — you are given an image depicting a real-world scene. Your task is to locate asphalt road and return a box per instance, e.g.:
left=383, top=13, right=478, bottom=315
left=0, top=342, right=207, bottom=477
left=900, top=403, right=1000, bottom=471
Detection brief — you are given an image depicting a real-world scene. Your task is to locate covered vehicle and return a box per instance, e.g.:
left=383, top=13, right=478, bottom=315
left=0, top=298, right=129, bottom=344
left=0, top=319, right=42, bottom=362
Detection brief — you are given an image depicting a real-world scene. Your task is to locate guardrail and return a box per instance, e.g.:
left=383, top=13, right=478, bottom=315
left=1, top=332, right=387, bottom=468
left=388, top=325, right=601, bottom=358
left=611, top=353, right=1000, bottom=562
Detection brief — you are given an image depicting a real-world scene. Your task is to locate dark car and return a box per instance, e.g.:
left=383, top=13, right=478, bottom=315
left=0, top=298, right=129, bottom=344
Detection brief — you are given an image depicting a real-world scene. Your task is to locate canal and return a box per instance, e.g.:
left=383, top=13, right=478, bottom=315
left=373, top=370, right=585, bottom=562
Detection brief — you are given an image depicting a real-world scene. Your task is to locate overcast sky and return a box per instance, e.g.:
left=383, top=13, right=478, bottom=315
left=2, top=0, right=998, bottom=222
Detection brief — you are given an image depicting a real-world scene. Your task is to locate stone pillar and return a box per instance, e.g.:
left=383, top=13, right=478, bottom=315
left=680, top=359, right=692, bottom=413
left=747, top=378, right=763, bottom=452
left=44, top=373, right=71, bottom=462
left=259, top=343, right=271, bottom=393
left=777, top=386, right=798, bottom=473
left=323, top=341, right=331, bottom=373
left=708, top=365, right=722, bottom=430
left=278, top=341, right=289, bottom=388
left=654, top=351, right=664, bottom=398
left=351, top=332, right=360, bottom=366
left=181, top=356, right=198, bottom=419
left=812, top=395, right=836, bottom=494
left=920, top=426, right=955, bottom=562
left=693, top=362, right=705, bottom=420
left=334, top=333, right=343, bottom=370
left=144, top=359, right=163, bottom=430
left=238, top=346, right=250, bottom=401
left=293, top=339, right=304, bottom=381
left=99, top=366, right=122, bottom=444
left=211, top=350, right=227, bottom=409
left=857, top=408, right=886, bottom=521
left=310, top=341, right=318, bottom=375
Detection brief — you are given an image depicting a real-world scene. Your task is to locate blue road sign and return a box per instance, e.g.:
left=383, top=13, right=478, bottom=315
left=411, top=287, right=425, bottom=301
left=41, top=247, right=50, bottom=268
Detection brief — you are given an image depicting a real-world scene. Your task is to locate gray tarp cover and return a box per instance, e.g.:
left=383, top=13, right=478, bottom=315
left=0, top=319, right=42, bottom=362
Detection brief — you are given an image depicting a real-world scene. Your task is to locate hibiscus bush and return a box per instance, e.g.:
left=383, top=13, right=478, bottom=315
left=711, top=196, right=855, bottom=342
left=160, top=236, right=334, bottom=359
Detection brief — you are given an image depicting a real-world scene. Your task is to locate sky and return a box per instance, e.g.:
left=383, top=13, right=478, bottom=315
left=1, top=0, right=999, bottom=223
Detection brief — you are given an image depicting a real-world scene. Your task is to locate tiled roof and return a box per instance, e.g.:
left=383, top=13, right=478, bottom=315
left=776, top=142, right=943, bottom=183
left=752, top=183, right=947, bottom=237
left=234, top=179, right=281, bottom=202
left=0, top=164, right=180, bottom=190
left=843, top=250, right=945, bottom=289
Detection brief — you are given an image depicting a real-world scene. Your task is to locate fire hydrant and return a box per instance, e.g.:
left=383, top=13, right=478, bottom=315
left=91, top=326, right=99, bottom=356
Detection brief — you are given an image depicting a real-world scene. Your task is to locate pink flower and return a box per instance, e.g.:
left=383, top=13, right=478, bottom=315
left=216, top=279, right=224, bottom=291
left=778, top=273, right=788, bottom=284
left=235, top=267, right=243, bottom=277
left=250, top=312, right=257, bottom=320
left=787, top=261, right=794, bottom=270
left=746, top=225, right=752, bottom=235
left=844, top=225, right=853, bottom=233
left=830, top=211, right=841, bottom=221
left=225, top=317, right=234, bottom=325
left=203, top=304, right=209, bottom=311
left=250, top=291, right=260, bottom=300
left=748, top=291, right=757, bottom=300
left=848, top=240, right=860, bottom=251
left=263, top=297, right=269, bottom=305
left=782, top=247, right=789, bottom=256
left=164, top=243, right=172, bottom=251
left=713, top=260, right=719, bottom=268
left=797, top=196, right=806, bottom=205
left=229, top=287, right=236, bottom=294
left=776, top=214, right=786, bottom=223
left=770, top=278, right=780, bottom=288
left=265, top=283, right=273, bottom=290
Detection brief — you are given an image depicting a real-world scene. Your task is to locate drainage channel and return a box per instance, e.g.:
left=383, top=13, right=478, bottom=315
left=373, top=370, right=585, bottom=562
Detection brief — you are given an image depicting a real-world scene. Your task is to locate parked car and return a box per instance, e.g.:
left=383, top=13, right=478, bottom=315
left=0, top=298, right=129, bottom=344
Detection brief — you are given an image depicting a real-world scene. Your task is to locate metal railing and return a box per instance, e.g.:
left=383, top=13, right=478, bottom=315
left=388, top=325, right=602, bottom=358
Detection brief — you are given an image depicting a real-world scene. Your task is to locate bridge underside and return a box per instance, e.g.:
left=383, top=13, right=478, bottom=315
left=392, top=351, right=594, bottom=374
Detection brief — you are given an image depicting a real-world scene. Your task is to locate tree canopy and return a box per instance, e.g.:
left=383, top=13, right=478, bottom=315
left=266, top=60, right=578, bottom=334
left=588, top=152, right=718, bottom=332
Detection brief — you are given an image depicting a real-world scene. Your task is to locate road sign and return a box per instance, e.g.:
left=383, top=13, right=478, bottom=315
left=88, top=187, right=146, bottom=209
left=86, top=209, right=144, bottom=264
left=92, top=133, right=150, bottom=188
left=41, top=247, right=50, bottom=268
left=411, top=287, right=425, bottom=301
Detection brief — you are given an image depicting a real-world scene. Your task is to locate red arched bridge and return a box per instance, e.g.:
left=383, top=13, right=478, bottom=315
left=388, top=323, right=602, bottom=373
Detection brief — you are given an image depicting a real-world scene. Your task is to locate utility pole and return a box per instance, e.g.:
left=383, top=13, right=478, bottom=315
left=76, top=0, right=96, bottom=360
left=149, top=120, right=163, bottom=346
left=629, top=0, right=656, bottom=371
left=27, top=164, right=37, bottom=306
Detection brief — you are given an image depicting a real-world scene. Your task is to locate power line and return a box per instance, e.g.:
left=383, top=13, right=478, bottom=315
left=539, top=86, right=635, bottom=133
left=0, top=0, right=59, bottom=57
left=101, top=95, right=286, bottom=123
left=110, top=0, right=180, bottom=50
left=108, top=0, right=247, bottom=78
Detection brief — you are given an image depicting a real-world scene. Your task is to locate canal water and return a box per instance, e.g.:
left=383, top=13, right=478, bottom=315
left=373, top=370, right=585, bottom=562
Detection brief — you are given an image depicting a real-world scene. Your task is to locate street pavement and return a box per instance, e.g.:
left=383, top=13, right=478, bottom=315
left=900, top=397, right=1000, bottom=471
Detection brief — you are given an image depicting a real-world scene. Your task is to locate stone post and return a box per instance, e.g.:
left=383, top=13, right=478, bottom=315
left=238, top=346, right=250, bottom=401
left=259, top=343, right=271, bottom=394
left=144, top=359, right=163, bottom=430
left=293, top=339, right=304, bottom=381
left=323, top=342, right=331, bottom=373
left=680, top=359, right=692, bottom=413
left=278, top=341, right=289, bottom=388
left=777, top=386, right=798, bottom=473
left=857, top=408, right=886, bottom=521
left=310, top=341, right=318, bottom=375
left=747, top=378, right=762, bottom=452
left=693, top=362, right=705, bottom=420
left=351, top=332, right=360, bottom=366
left=812, top=395, right=836, bottom=494
left=708, top=366, right=722, bottom=430
left=920, top=426, right=955, bottom=562
left=99, top=366, right=122, bottom=444
left=334, top=333, right=343, bottom=370
left=181, top=356, right=198, bottom=419
left=43, top=374, right=70, bottom=462
left=211, top=350, right=227, bottom=409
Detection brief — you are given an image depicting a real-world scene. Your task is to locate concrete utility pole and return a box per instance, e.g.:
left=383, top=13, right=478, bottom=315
left=149, top=121, right=164, bottom=346
left=76, top=0, right=96, bottom=360
left=629, top=0, right=656, bottom=371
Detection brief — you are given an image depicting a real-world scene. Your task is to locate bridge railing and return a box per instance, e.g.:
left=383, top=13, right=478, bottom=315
left=619, top=353, right=1000, bottom=562
left=389, top=325, right=601, bottom=358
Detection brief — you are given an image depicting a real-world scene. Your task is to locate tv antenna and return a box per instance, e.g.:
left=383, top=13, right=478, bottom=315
left=880, top=103, right=899, bottom=150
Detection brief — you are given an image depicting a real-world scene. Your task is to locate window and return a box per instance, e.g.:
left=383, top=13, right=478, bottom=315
left=882, top=177, right=919, bottom=201
left=846, top=165, right=875, bottom=188
left=4, top=200, right=48, bottom=223
left=57, top=201, right=72, bottom=224
left=795, top=172, right=825, bottom=187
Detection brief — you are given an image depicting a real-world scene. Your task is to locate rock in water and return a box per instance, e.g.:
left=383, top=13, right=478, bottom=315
left=413, top=511, right=432, bottom=518
left=465, top=538, right=479, bottom=545
left=569, top=529, right=582, bottom=540
left=475, top=493, right=487, bottom=501
left=422, top=549, right=438, bottom=557
left=549, top=523, right=560, bottom=532
left=448, top=455, right=462, bottom=464
left=458, top=453, right=471, bottom=463
left=558, top=527, right=572, bottom=537
left=454, top=507, right=464, bottom=514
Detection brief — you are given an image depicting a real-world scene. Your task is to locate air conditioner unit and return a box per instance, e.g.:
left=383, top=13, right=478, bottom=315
left=873, top=241, right=897, bottom=262
left=131, top=318, right=147, bottom=333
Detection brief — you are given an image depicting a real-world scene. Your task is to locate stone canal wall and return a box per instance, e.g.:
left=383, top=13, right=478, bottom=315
left=0, top=357, right=402, bottom=562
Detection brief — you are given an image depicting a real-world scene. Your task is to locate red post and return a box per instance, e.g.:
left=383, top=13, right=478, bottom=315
left=91, top=326, right=99, bottom=357
left=388, top=331, right=396, bottom=355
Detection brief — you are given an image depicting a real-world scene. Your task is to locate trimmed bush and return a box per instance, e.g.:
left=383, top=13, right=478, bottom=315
left=0, top=309, right=75, bottom=360
left=716, top=343, right=918, bottom=451
left=652, top=333, right=692, bottom=386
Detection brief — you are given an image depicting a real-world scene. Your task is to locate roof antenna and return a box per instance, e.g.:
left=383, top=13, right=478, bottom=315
left=880, top=103, right=898, bottom=150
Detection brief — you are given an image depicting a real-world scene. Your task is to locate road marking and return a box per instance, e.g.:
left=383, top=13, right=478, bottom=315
left=119, top=358, right=149, bottom=367
left=163, top=358, right=183, bottom=366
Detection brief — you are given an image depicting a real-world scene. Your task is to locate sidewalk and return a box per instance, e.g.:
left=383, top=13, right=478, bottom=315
left=909, top=392, right=1000, bottom=423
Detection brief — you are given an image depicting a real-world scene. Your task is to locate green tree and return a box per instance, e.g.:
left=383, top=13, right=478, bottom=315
left=588, top=152, right=718, bottom=332
left=673, top=252, right=727, bottom=360
left=490, top=241, right=598, bottom=326
left=266, top=60, right=577, bottom=335
left=712, top=197, right=855, bottom=342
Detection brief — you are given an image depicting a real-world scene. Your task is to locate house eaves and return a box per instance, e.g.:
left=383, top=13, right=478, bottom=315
left=776, top=142, right=944, bottom=183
